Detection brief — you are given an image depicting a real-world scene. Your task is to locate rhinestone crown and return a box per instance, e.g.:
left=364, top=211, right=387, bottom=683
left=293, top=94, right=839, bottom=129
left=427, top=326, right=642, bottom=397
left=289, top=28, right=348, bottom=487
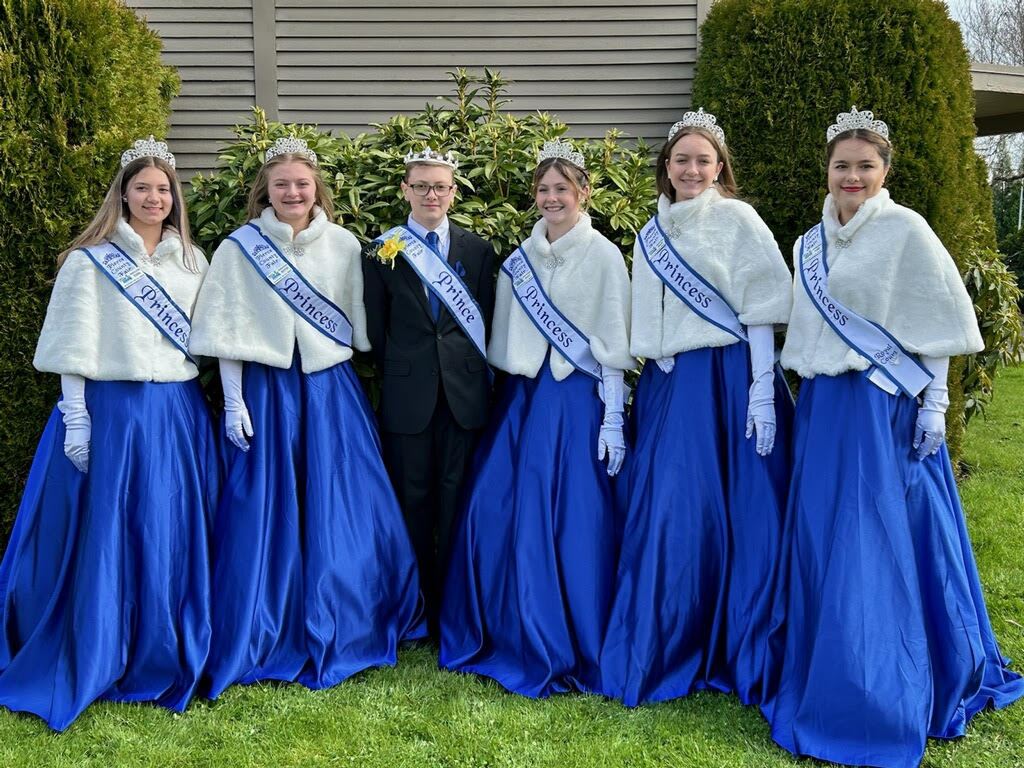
left=120, top=135, right=175, bottom=168
left=667, top=108, right=726, bottom=146
left=265, top=137, right=318, bottom=166
left=404, top=147, right=459, bottom=171
left=538, top=139, right=585, bottom=170
left=826, top=106, right=890, bottom=143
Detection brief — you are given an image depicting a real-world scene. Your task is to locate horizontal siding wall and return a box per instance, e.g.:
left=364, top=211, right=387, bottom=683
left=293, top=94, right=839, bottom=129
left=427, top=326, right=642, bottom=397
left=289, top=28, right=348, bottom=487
left=276, top=0, right=697, bottom=144
left=128, top=0, right=256, bottom=181
left=130, top=0, right=699, bottom=182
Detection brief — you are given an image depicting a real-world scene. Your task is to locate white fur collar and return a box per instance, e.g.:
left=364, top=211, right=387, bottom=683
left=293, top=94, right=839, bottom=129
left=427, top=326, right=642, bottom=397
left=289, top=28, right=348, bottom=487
left=527, top=213, right=596, bottom=267
left=629, top=189, right=792, bottom=358
left=113, top=218, right=182, bottom=267
left=487, top=216, right=634, bottom=379
left=822, top=188, right=890, bottom=245
left=657, top=188, right=719, bottom=238
left=782, top=192, right=983, bottom=377
left=257, top=205, right=330, bottom=246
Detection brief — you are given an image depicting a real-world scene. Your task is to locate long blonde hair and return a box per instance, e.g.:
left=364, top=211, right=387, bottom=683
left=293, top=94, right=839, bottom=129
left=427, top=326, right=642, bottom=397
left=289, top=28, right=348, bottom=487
left=58, top=156, right=197, bottom=271
left=246, top=153, right=335, bottom=222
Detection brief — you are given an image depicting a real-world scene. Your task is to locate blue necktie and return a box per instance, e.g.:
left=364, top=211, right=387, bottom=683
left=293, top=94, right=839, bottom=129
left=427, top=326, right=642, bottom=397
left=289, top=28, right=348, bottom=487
left=426, top=231, right=443, bottom=322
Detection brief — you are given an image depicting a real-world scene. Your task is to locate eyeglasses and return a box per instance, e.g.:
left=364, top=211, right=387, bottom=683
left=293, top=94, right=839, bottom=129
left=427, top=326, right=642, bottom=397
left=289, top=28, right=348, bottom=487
left=408, top=182, right=456, bottom=197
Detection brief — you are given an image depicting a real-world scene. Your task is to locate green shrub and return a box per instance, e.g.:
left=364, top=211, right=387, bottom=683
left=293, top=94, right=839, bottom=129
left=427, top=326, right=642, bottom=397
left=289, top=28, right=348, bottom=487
left=693, top=0, right=1023, bottom=466
left=0, top=0, right=178, bottom=546
left=188, top=69, right=655, bottom=263
left=961, top=237, right=1024, bottom=415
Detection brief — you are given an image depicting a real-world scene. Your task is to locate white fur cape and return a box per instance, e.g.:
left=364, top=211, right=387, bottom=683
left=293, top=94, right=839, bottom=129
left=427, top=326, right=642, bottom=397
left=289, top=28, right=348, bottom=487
left=34, top=218, right=207, bottom=382
left=189, top=207, right=370, bottom=373
left=781, top=190, right=984, bottom=378
left=487, top=213, right=634, bottom=380
left=630, top=189, right=792, bottom=358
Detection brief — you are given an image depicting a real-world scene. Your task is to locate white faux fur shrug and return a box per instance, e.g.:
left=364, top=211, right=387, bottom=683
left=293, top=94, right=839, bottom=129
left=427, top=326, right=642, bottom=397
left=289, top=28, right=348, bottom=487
left=189, top=207, right=370, bottom=373
left=487, top=213, right=634, bottom=380
left=781, top=190, right=984, bottom=378
left=630, top=189, right=792, bottom=358
left=34, top=219, right=207, bottom=382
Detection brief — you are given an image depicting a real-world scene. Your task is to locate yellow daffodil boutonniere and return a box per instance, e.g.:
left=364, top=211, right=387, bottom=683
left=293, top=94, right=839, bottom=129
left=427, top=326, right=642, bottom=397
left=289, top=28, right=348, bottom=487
left=375, top=234, right=404, bottom=268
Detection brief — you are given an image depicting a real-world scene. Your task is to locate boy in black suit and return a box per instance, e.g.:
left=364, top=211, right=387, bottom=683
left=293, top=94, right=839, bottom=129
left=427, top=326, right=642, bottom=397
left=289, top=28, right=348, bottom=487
left=363, top=148, right=495, bottom=634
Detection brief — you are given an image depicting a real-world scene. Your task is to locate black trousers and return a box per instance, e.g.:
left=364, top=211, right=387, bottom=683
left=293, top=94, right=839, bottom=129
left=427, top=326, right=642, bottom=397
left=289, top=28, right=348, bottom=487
left=382, top=393, right=478, bottom=635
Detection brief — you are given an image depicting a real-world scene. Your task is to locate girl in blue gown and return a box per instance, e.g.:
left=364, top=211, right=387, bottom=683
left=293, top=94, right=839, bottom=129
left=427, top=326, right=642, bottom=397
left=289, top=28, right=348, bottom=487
left=761, top=107, right=1024, bottom=768
left=0, top=139, right=218, bottom=731
left=190, top=137, right=424, bottom=699
left=440, top=141, right=634, bottom=696
left=599, top=110, right=794, bottom=707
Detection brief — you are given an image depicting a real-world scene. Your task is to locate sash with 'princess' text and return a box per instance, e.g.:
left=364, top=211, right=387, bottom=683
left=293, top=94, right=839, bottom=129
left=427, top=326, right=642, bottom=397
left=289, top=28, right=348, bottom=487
left=227, top=223, right=353, bottom=347
left=82, top=241, right=195, bottom=363
left=501, top=246, right=602, bottom=381
left=799, top=222, right=932, bottom=397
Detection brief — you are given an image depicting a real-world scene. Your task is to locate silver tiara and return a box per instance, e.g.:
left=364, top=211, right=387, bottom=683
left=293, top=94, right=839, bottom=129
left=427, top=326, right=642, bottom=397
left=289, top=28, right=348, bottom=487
left=404, top=147, right=459, bottom=171
left=538, top=140, right=585, bottom=170
left=120, top=135, right=175, bottom=168
left=827, top=106, right=890, bottom=143
left=265, top=137, right=318, bottom=166
left=667, top=108, right=726, bottom=146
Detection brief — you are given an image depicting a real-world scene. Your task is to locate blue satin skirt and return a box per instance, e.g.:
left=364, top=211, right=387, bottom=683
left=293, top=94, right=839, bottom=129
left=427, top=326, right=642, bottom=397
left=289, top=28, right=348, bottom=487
left=0, top=380, right=218, bottom=731
left=204, top=355, right=425, bottom=699
left=440, top=365, right=617, bottom=697
left=599, top=343, right=792, bottom=707
left=761, top=372, right=1024, bottom=768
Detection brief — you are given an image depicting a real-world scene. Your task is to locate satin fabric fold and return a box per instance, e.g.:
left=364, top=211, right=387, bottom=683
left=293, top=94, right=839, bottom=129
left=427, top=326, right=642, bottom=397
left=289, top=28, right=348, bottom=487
left=440, top=365, right=617, bottom=697
left=0, top=380, right=218, bottom=731
left=761, top=373, right=1024, bottom=768
left=599, top=343, right=792, bottom=706
left=204, top=354, right=425, bottom=699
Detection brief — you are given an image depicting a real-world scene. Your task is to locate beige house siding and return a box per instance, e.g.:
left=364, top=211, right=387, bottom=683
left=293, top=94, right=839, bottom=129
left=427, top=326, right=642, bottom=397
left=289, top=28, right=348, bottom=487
left=129, top=0, right=700, bottom=182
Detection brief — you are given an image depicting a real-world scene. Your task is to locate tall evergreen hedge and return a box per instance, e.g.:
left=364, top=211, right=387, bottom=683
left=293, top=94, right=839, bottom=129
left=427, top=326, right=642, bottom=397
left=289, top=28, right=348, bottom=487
left=693, top=0, right=1023, bottom=465
left=0, top=0, right=178, bottom=545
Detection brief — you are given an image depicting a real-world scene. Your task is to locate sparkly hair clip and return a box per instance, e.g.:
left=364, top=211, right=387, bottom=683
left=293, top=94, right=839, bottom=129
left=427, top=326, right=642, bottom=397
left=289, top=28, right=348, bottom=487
left=404, top=147, right=459, bottom=171
left=826, top=106, right=890, bottom=143
left=667, top=108, right=726, bottom=146
left=120, top=135, right=176, bottom=168
left=265, top=136, right=318, bottom=166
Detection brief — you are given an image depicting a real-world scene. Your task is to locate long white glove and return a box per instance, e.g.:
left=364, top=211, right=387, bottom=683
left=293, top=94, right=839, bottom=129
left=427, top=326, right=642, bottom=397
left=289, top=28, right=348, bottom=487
left=57, top=373, right=90, bottom=473
left=655, top=356, right=675, bottom=374
left=914, top=355, right=949, bottom=460
left=597, top=368, right=626, bottom=477
left=744, top=325, right=776, bottom=457
left=220, top=358, right=253, bottom=452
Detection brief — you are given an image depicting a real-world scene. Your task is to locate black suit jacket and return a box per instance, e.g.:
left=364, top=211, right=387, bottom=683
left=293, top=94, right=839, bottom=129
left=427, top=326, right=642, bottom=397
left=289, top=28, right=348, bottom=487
left=363, top=223, right=496, bottom=435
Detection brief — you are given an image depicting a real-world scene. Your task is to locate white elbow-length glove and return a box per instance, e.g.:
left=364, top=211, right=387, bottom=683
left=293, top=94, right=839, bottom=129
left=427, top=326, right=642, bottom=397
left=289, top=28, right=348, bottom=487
left=914, top=355, right=949, bottom=461
left=655, top=356, right=675, bottom=374
left=220, top=358, right=253, bottom=452
left=597, top=368, right=626, bottom=477
left=745, top=325, right=776, bottom=457
left=57, top=373, right=90, bottom=473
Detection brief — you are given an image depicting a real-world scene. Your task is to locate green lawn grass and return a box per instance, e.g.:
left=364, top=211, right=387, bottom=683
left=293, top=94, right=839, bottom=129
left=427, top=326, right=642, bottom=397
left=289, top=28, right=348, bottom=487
left=2, top=368, right=1022, bottom=768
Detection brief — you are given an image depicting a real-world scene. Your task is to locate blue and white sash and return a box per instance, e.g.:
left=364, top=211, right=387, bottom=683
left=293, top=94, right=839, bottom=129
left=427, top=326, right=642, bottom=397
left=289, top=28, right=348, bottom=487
left=637, top=216, right=748, bottom=343
left=82, top=242, right=194, bottom=363
left=501, top=247, right=602, bottom=381
left=799, top=223, right=933, bottom=397
left=375, top=225, right=487, bottom=360
left=227, top=223, right=352, bottom=347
